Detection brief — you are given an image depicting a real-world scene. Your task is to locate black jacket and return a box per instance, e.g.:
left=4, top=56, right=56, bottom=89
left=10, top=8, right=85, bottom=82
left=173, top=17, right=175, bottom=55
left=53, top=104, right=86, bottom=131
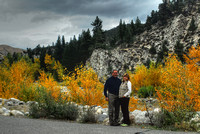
left=104, top=76, right=121, bottom=97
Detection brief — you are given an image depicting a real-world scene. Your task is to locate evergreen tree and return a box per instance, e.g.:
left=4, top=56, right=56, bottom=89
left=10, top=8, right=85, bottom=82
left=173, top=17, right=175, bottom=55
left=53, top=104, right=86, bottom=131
left=6, top=53, right=13, bottom=65
left=158, top=2, right=172, bottom=25
left=149, top=45, right=157, bottom=55
left=135, top=17, right=144, bottom=34
left=61, top=35, right=66, bottom=47
left=156, top=40, right=169, bottom=64
left=151, top=10, right=158, bottom=24
left=46, top=45, right=53, bottom=56
left=124, top=25, right=132, bottom=43
left=118, top=19, right=124, bottom=41
left=34, top=44, right=41, bottom=56
left=54, top=35, right=64, bottom=63
left=27, top=48, right=34, bottom=62
left=188, top=17, right=197, bottom=32
left=91, top=16, right=105, bottom=49
left=130, top=20, right=135, bottom=36
left=174, top=40, right=184, bottom=63
left=80, top=29, right=93, bottom=62
left=145, top=15, right=152, bottom=30
left=39, top=46, right=47, bottom=71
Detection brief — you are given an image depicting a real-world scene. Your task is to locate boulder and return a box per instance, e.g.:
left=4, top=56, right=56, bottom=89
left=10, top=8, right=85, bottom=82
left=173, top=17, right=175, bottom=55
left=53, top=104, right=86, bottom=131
left=102, top=118, right=109, bottom=126
left=96, top=114, right=108, bottom=123
left=131, top=110, right=151, bottom=124
left=0, top=107, right=10, bottom=116
left=10, top=110, right=24, bottom=117
left=95, top=108, right=103, bottom=115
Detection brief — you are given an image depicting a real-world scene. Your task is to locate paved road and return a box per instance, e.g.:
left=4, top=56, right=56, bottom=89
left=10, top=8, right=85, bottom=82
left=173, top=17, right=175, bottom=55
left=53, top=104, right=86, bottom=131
left=0, top=115, right=198, bottom=134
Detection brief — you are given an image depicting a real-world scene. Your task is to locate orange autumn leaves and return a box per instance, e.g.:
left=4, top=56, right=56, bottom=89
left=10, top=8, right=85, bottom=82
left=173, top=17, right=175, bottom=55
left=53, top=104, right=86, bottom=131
left=157, top=46, right=200, bottom=112
left=0, top=54, right=107, bottom=108
left=63, top=66, right=106, bottom=107
left=1, top=44, right=200, bottom=113
left=0, top=58, right=39, bottom=99
left=129, top=63, right=162, bottom=92
left=130, top=45, right=200, bottom=112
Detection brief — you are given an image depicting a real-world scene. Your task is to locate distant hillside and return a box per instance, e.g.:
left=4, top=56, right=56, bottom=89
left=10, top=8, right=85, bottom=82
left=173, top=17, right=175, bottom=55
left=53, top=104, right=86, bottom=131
left=0, top=45, right=25, bottom=60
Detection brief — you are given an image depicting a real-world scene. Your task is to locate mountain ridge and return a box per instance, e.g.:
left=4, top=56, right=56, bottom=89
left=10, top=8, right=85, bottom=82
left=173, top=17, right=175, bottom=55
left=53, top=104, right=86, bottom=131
left=0, top=44, right=25, bottom=61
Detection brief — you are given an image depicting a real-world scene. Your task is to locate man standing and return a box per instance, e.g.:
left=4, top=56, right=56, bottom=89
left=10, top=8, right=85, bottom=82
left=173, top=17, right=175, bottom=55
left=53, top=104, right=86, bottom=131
left=104, top=70, right=121, bottom=126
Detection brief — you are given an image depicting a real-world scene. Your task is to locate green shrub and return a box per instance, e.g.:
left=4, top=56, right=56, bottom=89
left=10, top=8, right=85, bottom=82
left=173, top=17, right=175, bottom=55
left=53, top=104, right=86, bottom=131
left=138, top=86, right=155, bottom=98
left=79, top=108, right=97, bottom=123
left=29, top=86, right=79, bottom=120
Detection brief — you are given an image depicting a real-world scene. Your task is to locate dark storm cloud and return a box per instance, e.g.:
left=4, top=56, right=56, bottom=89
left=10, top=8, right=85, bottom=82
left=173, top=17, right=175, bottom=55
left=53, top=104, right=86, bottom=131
left=0, top=0, right=162, bottom=21
left=0, top=0, right=163, bottom=49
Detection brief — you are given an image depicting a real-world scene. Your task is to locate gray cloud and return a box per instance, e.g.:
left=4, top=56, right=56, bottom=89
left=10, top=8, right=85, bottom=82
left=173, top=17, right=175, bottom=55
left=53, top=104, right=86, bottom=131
left=0, top=0, right=163, bottom=49
left=0, top=0, right=162, bottom=21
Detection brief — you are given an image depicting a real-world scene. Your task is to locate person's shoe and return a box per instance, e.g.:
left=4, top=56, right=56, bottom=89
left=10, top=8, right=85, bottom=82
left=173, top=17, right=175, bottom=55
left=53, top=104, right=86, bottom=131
left=121, top=123, right=128, bottom=127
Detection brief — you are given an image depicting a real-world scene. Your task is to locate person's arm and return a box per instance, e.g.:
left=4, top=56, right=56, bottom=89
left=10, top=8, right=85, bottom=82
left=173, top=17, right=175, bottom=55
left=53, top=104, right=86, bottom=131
left=104, top=80, right=109, bottom=100
left=124, top=81, right=132, bottom=97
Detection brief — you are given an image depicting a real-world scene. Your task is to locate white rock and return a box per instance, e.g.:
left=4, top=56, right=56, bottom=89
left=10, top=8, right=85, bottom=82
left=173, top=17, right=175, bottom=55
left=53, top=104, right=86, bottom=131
left=83, top=105, right=90, bottom=109
left=5, top=101, right=13, bottom=106
left=131, top=110, right=151, bottom=124
left=10, top=110, right=24, bottom=117
left=95, top=108, right=103, bottom=115
left=1, top=107, right=10, bottom=116
left=26, top=101, right=38, bottom=105
left=2, top=112, right=10, bottom=116
left=153, top=108, right=161, bottom=113
left=102, top=117, right=109, bottom=126
left=0, top=108, right=4, bottom=114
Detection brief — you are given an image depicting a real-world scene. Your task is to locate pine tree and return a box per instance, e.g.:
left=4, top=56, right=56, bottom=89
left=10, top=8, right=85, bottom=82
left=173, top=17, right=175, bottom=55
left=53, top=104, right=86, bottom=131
left=27, top=48, right=34, bottom=62
left=174, top=40, right=184, bottom=63
left=188, top=17, right=197, bottom=32
left=118, top=19, right=124, bottom=41
left=54, top=35, right=63, bottom=63
left=80, top=29, right=93, bottom=62
left=135, top=17, right=144, bottom=34
left=61, top=35, right=66, bottom=47
left=125, top=26, right=132, bottom=43
left=91, top=16, right=105, bottom=49
left=130, top=20, right=135, bottom=36
left=151, top=10, right=158, bottom=24
left=158, top=2, right=172, bottom=25
left=156, top=40, right=169, bottom=64
left=149, top=45, right=157, bottom=55
left=145, top=15, right=152, bottom=30
left=39, top=47, right=47, bottom=71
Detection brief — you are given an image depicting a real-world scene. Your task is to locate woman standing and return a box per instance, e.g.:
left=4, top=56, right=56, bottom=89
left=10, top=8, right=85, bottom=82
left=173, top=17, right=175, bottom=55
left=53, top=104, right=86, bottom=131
left=119, top=73, right=132, bottom=126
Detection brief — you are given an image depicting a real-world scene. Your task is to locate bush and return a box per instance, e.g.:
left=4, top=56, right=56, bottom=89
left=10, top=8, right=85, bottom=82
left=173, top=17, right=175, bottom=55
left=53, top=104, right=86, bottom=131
left=29, top=86, right=79, bottom=120
left=138, top=86, right=155, bottom=98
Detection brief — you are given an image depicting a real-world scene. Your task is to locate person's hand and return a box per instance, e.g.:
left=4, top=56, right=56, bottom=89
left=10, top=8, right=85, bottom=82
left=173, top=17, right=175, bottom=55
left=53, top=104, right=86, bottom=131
left=105, top=97, right=108, bottom=101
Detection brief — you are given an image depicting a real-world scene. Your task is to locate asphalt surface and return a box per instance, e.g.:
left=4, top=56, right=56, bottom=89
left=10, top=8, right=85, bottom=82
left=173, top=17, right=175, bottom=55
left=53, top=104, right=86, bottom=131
left=0, top=115, right=198, bottom=134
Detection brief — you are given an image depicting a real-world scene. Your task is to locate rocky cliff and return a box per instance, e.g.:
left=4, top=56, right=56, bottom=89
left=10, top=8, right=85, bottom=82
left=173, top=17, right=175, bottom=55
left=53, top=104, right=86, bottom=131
left=89, top=4, right=200, bottom=79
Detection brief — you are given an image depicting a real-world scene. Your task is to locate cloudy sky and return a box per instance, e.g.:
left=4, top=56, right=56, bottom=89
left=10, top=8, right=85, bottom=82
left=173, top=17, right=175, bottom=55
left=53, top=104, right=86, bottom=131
left=0, top=0, right=163, bottom=49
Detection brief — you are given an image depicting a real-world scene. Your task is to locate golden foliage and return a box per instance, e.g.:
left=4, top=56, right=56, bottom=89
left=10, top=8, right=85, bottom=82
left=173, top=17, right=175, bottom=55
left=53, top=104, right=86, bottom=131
left=37, top=71, right=61, bottom=99
left=157, top=46, right=200, bottom=112
left=0, top=58, right=38, bottom=99
left=44, top=54, right=64, bottom=81
left=129, top=63, right=162, bottom=93
left=63, top=66, right=106, bottom=107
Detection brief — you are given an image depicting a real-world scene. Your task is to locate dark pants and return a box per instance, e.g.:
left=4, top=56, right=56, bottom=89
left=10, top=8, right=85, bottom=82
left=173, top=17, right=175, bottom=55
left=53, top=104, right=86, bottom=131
left=108, top=93, right=120, bottom=125
left=119, top=97, right=130, bottom=125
